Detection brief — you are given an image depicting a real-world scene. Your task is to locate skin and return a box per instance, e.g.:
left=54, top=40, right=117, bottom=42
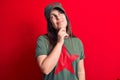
left=50, top=9, right=69, bottom=43
left=37, top=9, right=85, bottom=80
left=50, top=9, right=67, bottom=30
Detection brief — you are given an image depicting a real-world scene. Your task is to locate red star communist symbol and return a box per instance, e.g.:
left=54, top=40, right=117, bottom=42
left=54, top=46, right=79, bottom=75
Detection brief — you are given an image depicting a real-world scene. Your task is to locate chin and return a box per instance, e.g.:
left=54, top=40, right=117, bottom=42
left=58, top=26, right=66, bottom=29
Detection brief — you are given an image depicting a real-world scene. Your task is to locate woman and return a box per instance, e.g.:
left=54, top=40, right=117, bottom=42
left=36, top=2, right=85, bottom=80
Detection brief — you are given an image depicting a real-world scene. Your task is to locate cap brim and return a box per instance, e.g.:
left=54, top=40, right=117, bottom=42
left=52, top=7, right=65, bottom=13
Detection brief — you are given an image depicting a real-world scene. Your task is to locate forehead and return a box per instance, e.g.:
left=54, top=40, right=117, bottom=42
left=50, top=9, right=59, bottom=15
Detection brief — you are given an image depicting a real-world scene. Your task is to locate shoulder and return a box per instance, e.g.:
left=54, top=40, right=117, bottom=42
left=37, top=34, right=47, bottom=40
left=36, top=34, right=49, bottom=45
left=37, top=34, right=48, bottom=42
left=71, top=37, right=83, bottom=44
left=70, top=37, right=84, bottom=49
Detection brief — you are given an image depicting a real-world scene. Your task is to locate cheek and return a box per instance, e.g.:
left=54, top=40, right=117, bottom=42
left=51, top=19, right=57, bottom=25
left=51, top=20, right=58, bottom=29
left=63, top=16, right=67, bottom=25
left=64, top=18, right=68, bottom=26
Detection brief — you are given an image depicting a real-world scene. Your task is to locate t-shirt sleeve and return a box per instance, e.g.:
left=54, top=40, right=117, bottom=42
left=77, top=39, right=85, bottom=60
left=36, top=36, right=48, bottom=58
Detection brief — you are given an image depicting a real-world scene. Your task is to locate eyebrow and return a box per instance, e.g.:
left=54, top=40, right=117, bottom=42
left=50, top=14, right=56, bottom=17
left=50, top=12, right=58, bottom=17
left=50, top=13, right=55, bottom=16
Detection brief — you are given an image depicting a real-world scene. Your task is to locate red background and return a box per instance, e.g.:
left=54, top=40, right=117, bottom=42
left=0, top=0, right=120, bottom=80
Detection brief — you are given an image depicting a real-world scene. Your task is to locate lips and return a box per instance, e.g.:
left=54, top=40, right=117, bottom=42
left=57, top=21, right=64, bottom=25
left=56, top=20, right=67, bottom=29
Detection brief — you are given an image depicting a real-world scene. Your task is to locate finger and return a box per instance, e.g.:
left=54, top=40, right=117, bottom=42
left=59, top=28, right=66, bottom=32
left=65, top=34, right=69, bottom=38
left=63, top=33, right=69, bottom=38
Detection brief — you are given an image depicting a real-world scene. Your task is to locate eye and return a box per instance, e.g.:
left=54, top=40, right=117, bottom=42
left=59, top=10, right=64, bottom=14
left=50, top=15, right=53, bottom=19
left=50, top=15, right=55, bottom=19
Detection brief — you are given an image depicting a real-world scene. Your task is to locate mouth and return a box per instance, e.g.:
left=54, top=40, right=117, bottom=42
left=56, top=20, right=67, bottom=29
left=57, top=21, right=64, bottom=25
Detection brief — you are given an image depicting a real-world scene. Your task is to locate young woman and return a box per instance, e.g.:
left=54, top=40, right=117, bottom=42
left=36, top=2, right=85, bottom=80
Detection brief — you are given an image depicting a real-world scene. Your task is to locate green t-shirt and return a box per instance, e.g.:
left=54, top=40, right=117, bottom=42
left=36, top=35, right=85, bottom=80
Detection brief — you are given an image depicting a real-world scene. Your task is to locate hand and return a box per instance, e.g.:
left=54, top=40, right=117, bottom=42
left=57, top=28, right=69, bottom=45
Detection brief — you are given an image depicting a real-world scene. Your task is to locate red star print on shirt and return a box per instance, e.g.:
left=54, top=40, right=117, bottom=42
left=54, top=46, right=79, bottom=75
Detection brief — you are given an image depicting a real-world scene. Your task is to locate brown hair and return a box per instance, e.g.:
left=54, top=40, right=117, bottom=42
left=46, top=8, right=74, bottom=49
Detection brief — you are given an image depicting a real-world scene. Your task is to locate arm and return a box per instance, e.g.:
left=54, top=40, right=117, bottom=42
left=37, top=42, right=63, bottom=75
left=78, top=59, right=85, bottom=80
left=37, top=28, right=68, bottom=75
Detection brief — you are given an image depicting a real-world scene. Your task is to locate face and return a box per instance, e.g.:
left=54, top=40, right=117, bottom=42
left=50, top=9, right=67, bottom=30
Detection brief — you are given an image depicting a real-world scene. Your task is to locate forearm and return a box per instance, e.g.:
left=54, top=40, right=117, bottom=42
left=41, top=42, right=63, bottom=74
left=78, top=71, right=85, bottom=80
left=78, top=59, right=85, bottom=80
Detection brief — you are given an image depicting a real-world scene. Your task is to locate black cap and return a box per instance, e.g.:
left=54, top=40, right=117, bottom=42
left=44, top=2, right=65, bottom=20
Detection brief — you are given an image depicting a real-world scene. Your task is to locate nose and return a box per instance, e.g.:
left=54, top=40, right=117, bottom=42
left=56, top=14, right=61, bottom=20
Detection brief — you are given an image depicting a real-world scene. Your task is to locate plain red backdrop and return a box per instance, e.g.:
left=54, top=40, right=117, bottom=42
left=0, top=0, right=120, bottom=80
